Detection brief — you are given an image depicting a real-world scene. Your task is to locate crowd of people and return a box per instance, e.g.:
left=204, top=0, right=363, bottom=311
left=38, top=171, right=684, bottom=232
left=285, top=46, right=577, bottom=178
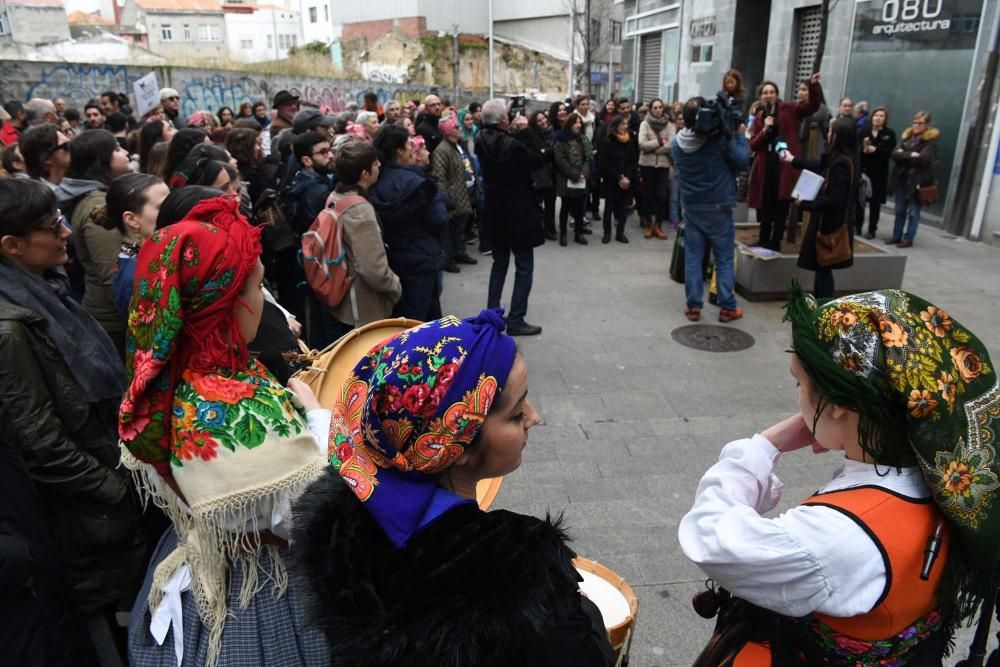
left=0, top=71, right=971, bottom=667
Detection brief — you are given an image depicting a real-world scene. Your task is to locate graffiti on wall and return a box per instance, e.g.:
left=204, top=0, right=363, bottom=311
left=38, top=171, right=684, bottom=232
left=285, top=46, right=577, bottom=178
left=25, top=64, right=144, bottom=106
left=1, top=60, right=477, bottom=115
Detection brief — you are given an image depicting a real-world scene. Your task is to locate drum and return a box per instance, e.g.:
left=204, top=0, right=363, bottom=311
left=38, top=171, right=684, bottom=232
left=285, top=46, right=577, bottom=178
left=294, top=318, right=505, bottom=511
left=573, top=557, right=639, bottom=666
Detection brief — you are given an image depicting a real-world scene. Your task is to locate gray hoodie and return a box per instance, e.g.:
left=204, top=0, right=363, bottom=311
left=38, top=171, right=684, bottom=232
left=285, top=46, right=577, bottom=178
left=674, top=128, right=708, bottom=154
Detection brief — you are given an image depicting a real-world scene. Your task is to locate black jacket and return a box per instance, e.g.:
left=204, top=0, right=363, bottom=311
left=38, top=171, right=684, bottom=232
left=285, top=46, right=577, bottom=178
left=598, top=135, right=639, bottom=198
left=416, top=113, right=443, bottom=154
left=889, top=126, right=940, bottom=197
left=475, top=125, right=547, bottom=250
left=284, top=167, right=333, bottom=234
left=860, top=126, right=896, bottom=204
left=290, top=471, right=615, bottom=667
left=0, top=295, right=145, bottom=615
left=370, top=163, right=448, bottom=275
left=793, top=154, right=856, bottom=271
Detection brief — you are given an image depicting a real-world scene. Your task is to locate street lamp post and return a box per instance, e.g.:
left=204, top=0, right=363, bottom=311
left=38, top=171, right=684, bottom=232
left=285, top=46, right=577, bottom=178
left=488, top=0, right=494, bottom=98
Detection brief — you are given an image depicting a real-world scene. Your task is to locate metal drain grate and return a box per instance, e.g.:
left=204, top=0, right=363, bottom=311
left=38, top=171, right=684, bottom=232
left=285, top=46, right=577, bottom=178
left=671, top=325, right=755, bottom=352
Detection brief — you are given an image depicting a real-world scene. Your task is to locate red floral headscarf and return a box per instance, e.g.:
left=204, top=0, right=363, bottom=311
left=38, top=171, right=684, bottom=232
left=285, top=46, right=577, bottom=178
left=119, top=194, right=261, bottom=477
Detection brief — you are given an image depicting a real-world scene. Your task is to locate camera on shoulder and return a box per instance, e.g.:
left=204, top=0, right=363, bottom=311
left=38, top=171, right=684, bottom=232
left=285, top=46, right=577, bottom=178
left=693, top=93, right=744, bottom=138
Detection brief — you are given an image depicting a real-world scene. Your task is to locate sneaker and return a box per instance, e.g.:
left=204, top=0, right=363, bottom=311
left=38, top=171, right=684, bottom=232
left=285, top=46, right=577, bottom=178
left=719, top=307, right=743, bottom=323
left=454, top=254, right=478, bottom=265
left=506, top=321, right=542, bottom=336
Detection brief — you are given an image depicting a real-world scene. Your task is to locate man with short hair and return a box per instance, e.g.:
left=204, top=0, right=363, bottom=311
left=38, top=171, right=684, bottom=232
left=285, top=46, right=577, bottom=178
left=83, top=102, right=105, bottom=130
left=416, top=94, right=444, bottom=153
left=52, top=97, right=66, bottom=117
left=1, top=101, right=27, bottom=146
left=269, top=90, right=300, bottom=139
left=671, top=96, right=750, bottom=324
left=475, top=98, right=546, bottom=336
left=104, top=112, right=129, bottom=150
left=363, top=92, right=384, bottom=123
left=159, top=87, right=184, bottom=129
left=19, top=124, right=71, bottom=187
left=24, top=99, right=58, bottom=126
left=383, top=101, right=401, bottom=124
left=326, top=140, right=401, bottom=337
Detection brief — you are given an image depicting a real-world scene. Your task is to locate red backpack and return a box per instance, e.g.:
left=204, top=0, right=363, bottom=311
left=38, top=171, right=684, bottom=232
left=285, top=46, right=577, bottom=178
left=301, top=195, right=365, bottom=307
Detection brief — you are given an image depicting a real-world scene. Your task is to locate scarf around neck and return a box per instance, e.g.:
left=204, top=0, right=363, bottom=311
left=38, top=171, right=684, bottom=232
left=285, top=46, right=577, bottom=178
left=0, top=257, right=124, bottom=401
left=646, top=113, right=670, bottom=133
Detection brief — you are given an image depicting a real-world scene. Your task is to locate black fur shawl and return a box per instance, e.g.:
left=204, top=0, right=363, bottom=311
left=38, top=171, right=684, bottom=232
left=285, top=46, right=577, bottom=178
left=289, top=470, right=614, bottom=667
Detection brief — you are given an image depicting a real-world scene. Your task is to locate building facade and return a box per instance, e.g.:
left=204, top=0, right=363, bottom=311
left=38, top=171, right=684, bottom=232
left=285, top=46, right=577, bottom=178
left=0, top=0, right=71, bottom=46
left=119, top=0, right=227, bottom=60
left=224, top=2, right=301, bottom=62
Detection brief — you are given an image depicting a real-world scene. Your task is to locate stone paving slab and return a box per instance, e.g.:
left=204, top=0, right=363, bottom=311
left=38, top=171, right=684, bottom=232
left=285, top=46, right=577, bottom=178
left=440, top=213, right=1000, bottom=666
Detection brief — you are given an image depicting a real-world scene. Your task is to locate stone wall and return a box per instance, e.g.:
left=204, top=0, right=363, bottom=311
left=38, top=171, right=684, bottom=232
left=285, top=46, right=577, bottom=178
left=0, top=60, right=486, bottom=116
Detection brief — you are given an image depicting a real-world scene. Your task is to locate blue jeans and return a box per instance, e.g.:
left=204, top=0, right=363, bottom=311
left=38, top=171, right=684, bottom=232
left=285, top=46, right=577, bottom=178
left=669, top=175, right=682, bottom=223
left=684, top=205, right=737, bottom=311
left=487, top=244, right=534, bottom=325
left=892, top=184, right=921, bottom=241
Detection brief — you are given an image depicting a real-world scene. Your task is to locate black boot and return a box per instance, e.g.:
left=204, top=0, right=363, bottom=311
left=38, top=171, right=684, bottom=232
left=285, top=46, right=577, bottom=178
left=615, top=230, right=629, bottom=244
left=575, top=232, right=589, bottom=245
left=559, top=230, right=567, bottom=246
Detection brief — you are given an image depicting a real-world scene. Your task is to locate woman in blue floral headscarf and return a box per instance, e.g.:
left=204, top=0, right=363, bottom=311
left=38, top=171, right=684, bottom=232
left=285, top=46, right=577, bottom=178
left=291, top=310, right=615, bottom=667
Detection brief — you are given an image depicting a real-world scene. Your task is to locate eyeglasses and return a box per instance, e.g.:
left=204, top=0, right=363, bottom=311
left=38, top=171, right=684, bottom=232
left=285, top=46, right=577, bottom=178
left=48, top=141, right=70, bottom=156
left=312, top=147, right=333, bottom=156
left=31, top=210, right=65, bottom=237
left=167, top=96, right=179, bottom=101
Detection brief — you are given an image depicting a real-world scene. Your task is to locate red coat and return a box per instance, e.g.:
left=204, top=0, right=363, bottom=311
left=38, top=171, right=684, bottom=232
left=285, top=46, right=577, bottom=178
left=747, top=81, right=822, bottom=208
left=0, top=122, right=22, bottom=147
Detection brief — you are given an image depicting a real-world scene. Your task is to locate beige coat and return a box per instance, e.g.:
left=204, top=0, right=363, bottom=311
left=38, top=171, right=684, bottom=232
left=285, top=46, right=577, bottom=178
left=638, top=118, right=675, bottom=171
left=328, top=189, right=402, bottom=327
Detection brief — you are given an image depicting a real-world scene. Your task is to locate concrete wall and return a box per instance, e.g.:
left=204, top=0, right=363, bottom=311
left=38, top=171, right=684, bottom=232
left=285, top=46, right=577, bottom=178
left=0, top=59, right=485, bottom=115
left=676, top=0, right=737, bottom=100
left=4, top=5, right=71, bottom=45
left=495, top=15, right=572, bottom=59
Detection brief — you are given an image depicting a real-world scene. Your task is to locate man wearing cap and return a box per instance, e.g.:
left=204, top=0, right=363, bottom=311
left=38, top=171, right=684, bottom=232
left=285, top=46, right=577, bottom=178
left=292, top=108, right=336, bottom=136
left=270, top=90, right=300, bottom=140
left=159, top=88, right=185, bottom=130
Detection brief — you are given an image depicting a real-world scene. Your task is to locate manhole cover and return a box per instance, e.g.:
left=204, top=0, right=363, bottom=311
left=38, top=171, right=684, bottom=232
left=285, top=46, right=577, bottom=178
left=671, top=325, right=755, bottom=352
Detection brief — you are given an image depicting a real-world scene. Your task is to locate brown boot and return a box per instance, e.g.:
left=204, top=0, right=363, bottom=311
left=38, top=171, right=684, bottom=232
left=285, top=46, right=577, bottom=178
left=652, top=222, right=668, bottom=239
left=644, top=224, right=655, bottom=239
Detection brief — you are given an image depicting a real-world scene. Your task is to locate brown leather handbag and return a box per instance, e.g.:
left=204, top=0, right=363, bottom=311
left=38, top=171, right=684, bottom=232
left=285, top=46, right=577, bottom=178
left=815, top=159, right=854, bottom=267
left=917, top=183, right=939, bottom=206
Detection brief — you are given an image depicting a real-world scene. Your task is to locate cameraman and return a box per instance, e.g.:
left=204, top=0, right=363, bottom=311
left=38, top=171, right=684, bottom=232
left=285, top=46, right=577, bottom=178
left=671, top=96, right=750, bottom=323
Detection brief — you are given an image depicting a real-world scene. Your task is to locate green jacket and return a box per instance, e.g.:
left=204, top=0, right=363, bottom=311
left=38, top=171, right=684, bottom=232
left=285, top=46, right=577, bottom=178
left=553, top=131, right=592, bottom=198
left=431, top=139, right=474, bottom=216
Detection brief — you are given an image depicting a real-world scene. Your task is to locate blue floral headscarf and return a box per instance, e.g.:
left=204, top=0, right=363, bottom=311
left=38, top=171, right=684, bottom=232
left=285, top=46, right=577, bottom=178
left=328, top=309, right=517, bottom=548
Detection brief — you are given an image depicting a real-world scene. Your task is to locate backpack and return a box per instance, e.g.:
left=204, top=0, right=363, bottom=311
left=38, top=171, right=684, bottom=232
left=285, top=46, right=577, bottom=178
left=301, top=195, right=365, bottom=308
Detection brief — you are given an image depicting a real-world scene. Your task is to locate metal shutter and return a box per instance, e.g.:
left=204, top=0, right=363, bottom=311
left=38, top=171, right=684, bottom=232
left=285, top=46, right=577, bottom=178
left=793, top=6, right=823, bottom=88
left=639, top=32, right=662, bottom=103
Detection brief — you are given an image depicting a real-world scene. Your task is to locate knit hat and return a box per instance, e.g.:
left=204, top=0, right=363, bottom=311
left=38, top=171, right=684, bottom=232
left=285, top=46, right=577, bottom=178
left=159, top=87, right=179, bottom=101
left=785, top=285, right=999, bottom=621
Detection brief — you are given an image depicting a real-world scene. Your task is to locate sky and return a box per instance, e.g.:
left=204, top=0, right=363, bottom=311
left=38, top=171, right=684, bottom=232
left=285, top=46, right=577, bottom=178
left=65, top=0, right=102, bottom=14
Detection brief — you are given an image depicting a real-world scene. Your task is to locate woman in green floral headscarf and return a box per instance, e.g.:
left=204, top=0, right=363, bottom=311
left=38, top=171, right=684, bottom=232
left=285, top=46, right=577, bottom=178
left=679, top=286, right=999, bottom=666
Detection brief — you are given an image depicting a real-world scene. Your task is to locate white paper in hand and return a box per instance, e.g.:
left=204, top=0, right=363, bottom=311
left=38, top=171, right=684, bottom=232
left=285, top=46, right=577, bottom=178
left=792, top=169, right=824, bottom=202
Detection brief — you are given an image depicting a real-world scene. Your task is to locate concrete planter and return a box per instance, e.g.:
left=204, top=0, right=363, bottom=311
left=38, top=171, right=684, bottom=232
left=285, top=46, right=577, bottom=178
left=733, top=223, right=907, bottom=301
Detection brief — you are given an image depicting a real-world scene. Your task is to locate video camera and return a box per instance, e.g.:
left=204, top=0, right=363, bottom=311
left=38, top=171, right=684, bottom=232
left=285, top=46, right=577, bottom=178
left=693, top=93, right=745, bottom=138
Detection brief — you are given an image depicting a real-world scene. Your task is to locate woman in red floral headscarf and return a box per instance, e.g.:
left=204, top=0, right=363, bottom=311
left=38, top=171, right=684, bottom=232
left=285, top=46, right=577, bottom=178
left=119, top=194, right=330, bottom=667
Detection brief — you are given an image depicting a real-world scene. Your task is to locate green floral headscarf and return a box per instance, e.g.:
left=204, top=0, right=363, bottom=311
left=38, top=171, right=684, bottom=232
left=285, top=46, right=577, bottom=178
left=785, top=285, right=999, bottom=621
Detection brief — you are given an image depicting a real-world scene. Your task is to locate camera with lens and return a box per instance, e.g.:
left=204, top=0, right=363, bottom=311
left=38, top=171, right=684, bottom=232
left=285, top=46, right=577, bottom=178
left=693, top=93, right=745, bottom=138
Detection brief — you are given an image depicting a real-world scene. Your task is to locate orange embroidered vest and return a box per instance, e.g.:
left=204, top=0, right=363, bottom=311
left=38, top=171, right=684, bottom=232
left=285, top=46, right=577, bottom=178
left=733, top=485, right=950, bottom=666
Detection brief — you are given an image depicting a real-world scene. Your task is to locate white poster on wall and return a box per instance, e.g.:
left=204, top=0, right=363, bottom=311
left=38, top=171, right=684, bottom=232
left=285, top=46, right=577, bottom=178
left=133, top=72, right=160, bottom=118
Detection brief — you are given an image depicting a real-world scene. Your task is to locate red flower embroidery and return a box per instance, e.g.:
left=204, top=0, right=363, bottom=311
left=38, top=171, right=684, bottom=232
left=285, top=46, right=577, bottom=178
left=130, top=347, right=160, bottom=392
left=437, top=363, right=459, bottom=386
left=119, top=395, right=153, bottom=441
left=191, top=374, right=257, bottom=404
left=336, top=442, right=353, bottom=464
left=833, top=636, right=874, bottom=655
left=401, top=384, right=432, bottom=415
left=136, top=300, right=157, bottom=324
left=375, top=385, right=403, bottom=413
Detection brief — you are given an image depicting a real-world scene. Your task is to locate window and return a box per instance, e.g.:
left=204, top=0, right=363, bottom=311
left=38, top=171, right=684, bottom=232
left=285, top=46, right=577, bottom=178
left=291, top=34, right=297, bottom=46
left=323, top=5, right=328, bottom=20
left=267, top=34, right=273, bottom=48
left=610, top=20, right=622, bottom=44
left=240, top=38, right=253, bottom=49
left=198, top=24, right=220, bottom=41
left=691, top=43, right=713, bottom=63
left=183, top=24, right=191, bottom=40
left=0, top=12, right=8, bottom=35
left=591, top=19, right=601, bottom=46
left=161, top=24, right=173, bottom=41
left=308, top=6, right=316, bottom=23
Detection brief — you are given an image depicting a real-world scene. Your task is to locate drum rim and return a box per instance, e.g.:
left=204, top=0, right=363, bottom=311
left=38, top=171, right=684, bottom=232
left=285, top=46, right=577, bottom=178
left=572, top=556, right=640, bottom=629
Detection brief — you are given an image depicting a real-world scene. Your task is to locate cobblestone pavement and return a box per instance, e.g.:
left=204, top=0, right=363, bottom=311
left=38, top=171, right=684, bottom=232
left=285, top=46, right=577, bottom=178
left=440, top=213, right=1000, bottom=667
